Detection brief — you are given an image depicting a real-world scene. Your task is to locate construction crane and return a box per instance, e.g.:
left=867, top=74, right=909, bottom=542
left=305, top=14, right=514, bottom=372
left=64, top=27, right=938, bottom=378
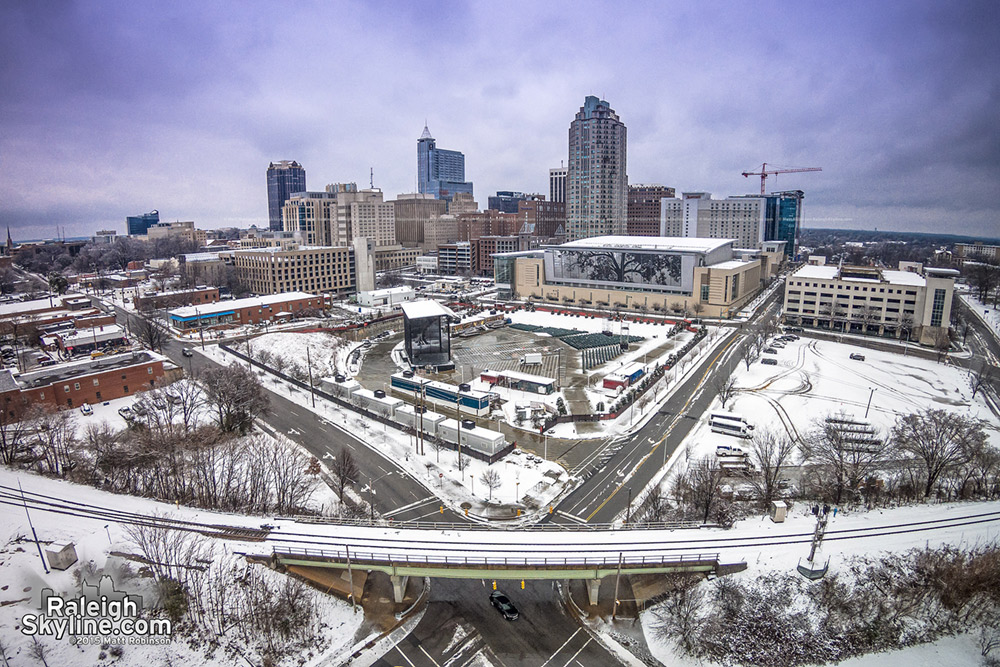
left=742, top=163, right=822, bottom=195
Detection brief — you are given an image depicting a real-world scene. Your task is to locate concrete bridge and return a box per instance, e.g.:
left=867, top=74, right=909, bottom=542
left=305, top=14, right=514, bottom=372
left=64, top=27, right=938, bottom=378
left=256, top=520, right=735, bottom=605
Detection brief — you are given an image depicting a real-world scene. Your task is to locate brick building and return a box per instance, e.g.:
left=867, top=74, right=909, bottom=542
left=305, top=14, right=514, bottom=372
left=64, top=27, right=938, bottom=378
left=134, top=287, right=219, bottom=311
left=0, top=351, right=166, bottom=412
left=168, top=291, right=325, bottom=330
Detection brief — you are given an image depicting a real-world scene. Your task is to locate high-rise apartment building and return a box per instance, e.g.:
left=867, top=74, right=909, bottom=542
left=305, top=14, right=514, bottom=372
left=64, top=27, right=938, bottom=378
left=127, top=210, right=159, bottom=236
left=417, top=125, right=474, bottom=202
left=267, top=161, right=307, bottom=232
left=627, top=184, right=676, bottom=236
left=658, top=190, right=804, bottom=258
left=549, top=167, right=567, bottom=204
left=567, top=97, right=627, bottom=241
left=281, top=184, right=395, bottom=248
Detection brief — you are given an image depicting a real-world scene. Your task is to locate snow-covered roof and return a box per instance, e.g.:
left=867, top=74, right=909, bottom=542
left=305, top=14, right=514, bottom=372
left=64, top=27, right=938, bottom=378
left=57, top=325, right=125, bottom=345
left=399, top=299, right=455, bottom=320
left=0, top=297, right=60, bottom=318
left=557, top=236, right=734, bottom=254
left=361, top=287, right=414, bottom=297
left=169, top=292, right=318, bottom=318
left=709, top=259, right=755, bottom=271
left=792, top=265, right=927, bottom=287
left=181, top=252, right=222, bottom=262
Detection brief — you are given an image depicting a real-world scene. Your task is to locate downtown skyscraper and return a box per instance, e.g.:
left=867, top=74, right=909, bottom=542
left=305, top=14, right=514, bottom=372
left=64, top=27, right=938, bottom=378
left=417, top=125, right=474, bottom=203
left=267, top=160, right=307, bottom=231
left=566, top=96, right=627, bottom=241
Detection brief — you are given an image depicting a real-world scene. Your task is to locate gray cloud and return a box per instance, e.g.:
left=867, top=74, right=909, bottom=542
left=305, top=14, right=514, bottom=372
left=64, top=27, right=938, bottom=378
left=1, top=0, right=998, bottom=241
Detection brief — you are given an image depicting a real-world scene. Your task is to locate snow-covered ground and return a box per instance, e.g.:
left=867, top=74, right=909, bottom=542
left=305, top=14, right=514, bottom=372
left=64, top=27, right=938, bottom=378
left=674, top=335, right=1000, bottom=464
left=638, top=498, right=1000, bottom=667
left=243, top=330, right=360, bottom=378
left=199, top=344, right=571, bottom=521
left=497, top=309, right=725, bottom=440
left=0, top=467, right=363, bottom=667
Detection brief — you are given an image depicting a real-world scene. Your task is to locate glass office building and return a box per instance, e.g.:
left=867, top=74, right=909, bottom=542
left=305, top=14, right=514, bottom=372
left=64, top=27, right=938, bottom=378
left=267, top=160, right=307, bottom=231
left=126, top=210, right=159, bottom=236
left=417, top=125, right=474, bottom=203
left=763, top=190, right=803, bottom=260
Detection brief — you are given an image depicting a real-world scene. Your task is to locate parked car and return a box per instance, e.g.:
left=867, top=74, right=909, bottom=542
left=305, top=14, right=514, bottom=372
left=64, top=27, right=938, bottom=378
left=763, top=348, right=777, bottom=354
left=761, top=358, right=778, bottom=366
left=716, top=445, right=746, bottom=457
left=489, top=591, right=519, bottom=621
left=182, top=348, right=194, bottom=357
left=849, top=353, right=866, bottom=361
left=118, top=406, right=133, bottom=419
left=80, top=403, right=93, bottom=416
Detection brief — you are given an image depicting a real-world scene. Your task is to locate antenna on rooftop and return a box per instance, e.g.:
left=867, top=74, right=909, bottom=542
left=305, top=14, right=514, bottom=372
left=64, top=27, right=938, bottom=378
left=370, top=167, right=374, bottom=189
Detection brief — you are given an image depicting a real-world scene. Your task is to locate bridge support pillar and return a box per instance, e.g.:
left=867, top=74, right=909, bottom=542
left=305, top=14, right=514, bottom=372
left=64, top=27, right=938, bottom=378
left=587, top=578, right=601, bottom=606
left=390, top=575, right=409, bottom=604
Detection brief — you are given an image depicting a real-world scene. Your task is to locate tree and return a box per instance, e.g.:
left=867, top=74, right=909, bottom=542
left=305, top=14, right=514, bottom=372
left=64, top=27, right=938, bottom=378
left=330, top=447, right=359, bottom=501
left=748, top=428, right=797, bottom=508
left=741, top=336, right=758, bottom=371
left=688, top=456, right=725, bottom=523
left=934, top=330, right=952, bottom=363
left=970, top=362, right=995, bottom=400
left=201, top=364, right=269, bottom=434
left=482, top=468, right=501, bottom=501
left=714, top=376, right=738, bottom=410
left=801, top=413, right=890, bottom=505
left=690, top=301, right=705, bottom=319
left=0, top=396, right=31, bottom=465
left=134, top=315, right=168, bottom=353
left=892, top=409, right=986, bottom=498
left=46, top=272, right=68, bottom=296
left=649, top=574, right=705, bottom=653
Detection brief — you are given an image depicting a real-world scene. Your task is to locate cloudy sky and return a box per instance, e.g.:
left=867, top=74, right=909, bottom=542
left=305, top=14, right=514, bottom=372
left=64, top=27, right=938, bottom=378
left=1, top=0, right=998, bottom=241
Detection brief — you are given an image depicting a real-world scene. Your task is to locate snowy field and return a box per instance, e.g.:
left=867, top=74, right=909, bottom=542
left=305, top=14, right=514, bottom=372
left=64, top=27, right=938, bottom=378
left=638, top=498, right=1000, bottom=667
left=673, top=335, right=1000, bottom=466
left=0, top=467, right=363, bottom=667
left=243, top=330, right=361, bottom=377
left=200, top=344, right=571, bottom=520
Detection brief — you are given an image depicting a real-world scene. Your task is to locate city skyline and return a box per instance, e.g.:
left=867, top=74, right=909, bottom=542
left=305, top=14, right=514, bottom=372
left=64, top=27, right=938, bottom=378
left=1, top=1, right=998, bottom=240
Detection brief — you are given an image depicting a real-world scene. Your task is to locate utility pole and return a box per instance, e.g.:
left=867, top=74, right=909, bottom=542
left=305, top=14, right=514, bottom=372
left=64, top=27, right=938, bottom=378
left=612, top=552, right=623, bottom=621
left=306, top=346, right=316, bottom=408
left=19, top=479, right=49, bottom=574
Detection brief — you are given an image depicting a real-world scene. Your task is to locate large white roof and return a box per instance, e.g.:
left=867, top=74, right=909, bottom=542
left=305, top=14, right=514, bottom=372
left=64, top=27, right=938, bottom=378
left=558, top=236, right=734, bottom=254
left=792, top=265, right=927, bottom=287
left=399, top=299, right=455, bottom=320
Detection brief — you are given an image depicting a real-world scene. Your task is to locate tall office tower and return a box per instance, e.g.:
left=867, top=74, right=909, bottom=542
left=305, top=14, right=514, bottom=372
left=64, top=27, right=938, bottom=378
left=281, top=192, right=339, bottom=246
left=325, top=183, right=397, bottom=248
left=417, top=125, right=474, bottom=203
left=487, top=191, right=530, bottom=213
left=267, top=161, right=307, bottom=231
left=627, top=184, right=676, bottom=236
left=762, top=190, right=803, bottom=260
left=549, top=167, right=567, bottom=204
left=392, top=193, right=448, bottom=248
left=566, top=96, right=627, bottom=241
left=127, top=210, right=159, bottom=236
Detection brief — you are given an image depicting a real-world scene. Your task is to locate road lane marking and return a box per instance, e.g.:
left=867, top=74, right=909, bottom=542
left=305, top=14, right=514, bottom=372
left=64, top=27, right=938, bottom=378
left=584, top=333, right=739, bottom=522
left=539, top=628, right=582, bottom=667
left=561, top=638, right=591, bottom=667
left=393, top=645, right=417, bottom=667
left=555, top=510, right=588, bottom=524
left=418, top=644, right=442, bottom=667
left=384, top=496, right=438, bottom=518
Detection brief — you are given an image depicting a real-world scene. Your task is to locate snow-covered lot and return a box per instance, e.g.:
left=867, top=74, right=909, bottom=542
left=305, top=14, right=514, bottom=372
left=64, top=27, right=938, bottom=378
left=676, top=335, right=1000, bottom=465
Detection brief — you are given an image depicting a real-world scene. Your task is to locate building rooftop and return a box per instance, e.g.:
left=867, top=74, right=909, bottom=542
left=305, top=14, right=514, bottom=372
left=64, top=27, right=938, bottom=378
left=710, top=260, right=756, bottom=270
left=792, top=265, right=927, bottom=287
left=557, top=236, right=734, bottom=254
left=15, top=351, right=164, bottom=390
left=169, top=292, right=318, bottom=318
left=399, top=299, right=456, bottom=320
left=361, top=287, right=414, bottom=297
left=483, top=368, right=557, bottom=385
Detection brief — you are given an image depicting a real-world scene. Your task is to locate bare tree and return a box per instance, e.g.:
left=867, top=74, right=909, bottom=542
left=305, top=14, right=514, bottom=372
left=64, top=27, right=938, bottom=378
left=800, top=413, right=891, bottom=505
left=329, top=446, right=359, bottom=502
left=171, top=380, right=205, bottom=432
left=201, top=364, right=269, bottom=434
left=748, top=428, right=797, bottom=508
left=892, top=409, right=986, bottom=498
left=934, top=330, right=952, bottom=363
left=649, top=574, right=705, bottom=653
left=970, top=362, right=995, bottom=400
left=688, top=456, right=726, bottom=523
left=482, top=468, right=501, bottom=501
left=134, top=315, right=168, bottom=353
left=741, top=336, right=757, bottom=371
left=0, top=396, right=31, bottom=465
left=432, top=435, right=447, bottom=463
left=690, top=301, right=705, bottom=319
left=714, top=376, right=738, bottom=410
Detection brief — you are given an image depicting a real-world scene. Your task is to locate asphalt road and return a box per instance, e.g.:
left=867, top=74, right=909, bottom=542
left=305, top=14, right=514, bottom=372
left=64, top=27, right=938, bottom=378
left=375, top=578, right=613, bottom=667
left=107, top=303, right=465, bottom=523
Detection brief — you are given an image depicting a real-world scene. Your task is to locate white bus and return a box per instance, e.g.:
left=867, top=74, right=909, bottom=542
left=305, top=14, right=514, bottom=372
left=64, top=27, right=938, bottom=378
left=709, top=412, right=754, bottom=438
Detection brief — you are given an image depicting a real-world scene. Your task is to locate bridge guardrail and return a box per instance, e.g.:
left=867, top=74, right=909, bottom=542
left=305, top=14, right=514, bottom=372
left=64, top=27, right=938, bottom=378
left=274, top=515, right=713, bottom=531
left=273, top=546, right=719, bottom=569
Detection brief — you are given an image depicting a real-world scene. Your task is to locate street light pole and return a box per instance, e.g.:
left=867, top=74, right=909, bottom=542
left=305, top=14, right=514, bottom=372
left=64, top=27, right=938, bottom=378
left=864, top=388, right=876, bottom=419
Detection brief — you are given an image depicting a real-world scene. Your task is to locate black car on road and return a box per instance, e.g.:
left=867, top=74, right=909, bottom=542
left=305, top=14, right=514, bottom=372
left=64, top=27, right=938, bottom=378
left=489, top=591, right=519, bottom=621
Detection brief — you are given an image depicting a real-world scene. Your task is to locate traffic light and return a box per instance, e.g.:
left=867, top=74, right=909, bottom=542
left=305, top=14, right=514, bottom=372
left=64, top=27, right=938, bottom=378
left=492, top=580, right=497, bottom=590
left=440, top=505, right=444, bottom=514
left=520, top=580, right=525, bottom=590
